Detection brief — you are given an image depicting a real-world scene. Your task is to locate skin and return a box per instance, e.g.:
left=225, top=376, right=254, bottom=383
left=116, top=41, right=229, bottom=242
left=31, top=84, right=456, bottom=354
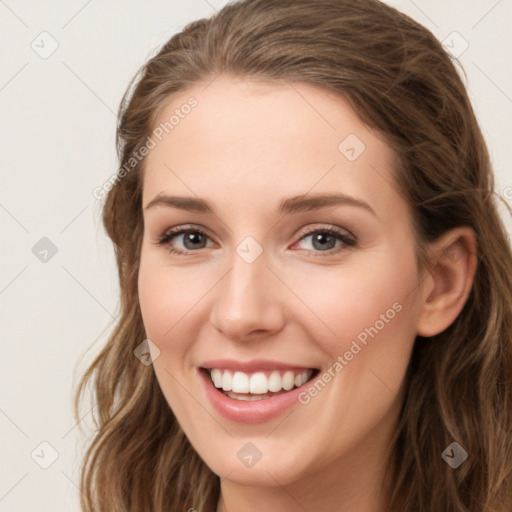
left=138, top=75, right=477, bottom=512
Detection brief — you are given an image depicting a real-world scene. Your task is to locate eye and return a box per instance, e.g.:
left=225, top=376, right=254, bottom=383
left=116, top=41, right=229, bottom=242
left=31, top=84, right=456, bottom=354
left=292, top=226, right=356, bottom=255
left=155, top=226, right=214, bottom=255
left=155, top=224, right=356, bottom=257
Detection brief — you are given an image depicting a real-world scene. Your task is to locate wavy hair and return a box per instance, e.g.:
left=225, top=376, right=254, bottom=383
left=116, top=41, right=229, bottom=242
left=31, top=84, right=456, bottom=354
left=74, top=0, right=512, bottom=510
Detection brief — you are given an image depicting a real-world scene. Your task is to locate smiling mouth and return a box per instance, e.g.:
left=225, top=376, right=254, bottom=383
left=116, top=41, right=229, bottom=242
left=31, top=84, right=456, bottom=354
left=201, top=367, right=320, bottom=401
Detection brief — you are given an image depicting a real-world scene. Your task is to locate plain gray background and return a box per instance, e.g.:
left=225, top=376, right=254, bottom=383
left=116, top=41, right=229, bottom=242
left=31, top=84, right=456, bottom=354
left=1, top=1, right=511, bottom=510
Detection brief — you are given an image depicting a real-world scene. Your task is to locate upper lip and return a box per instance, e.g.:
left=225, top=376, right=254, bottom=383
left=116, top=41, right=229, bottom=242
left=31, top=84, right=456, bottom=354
left=200, top=358, right=318, bottom=373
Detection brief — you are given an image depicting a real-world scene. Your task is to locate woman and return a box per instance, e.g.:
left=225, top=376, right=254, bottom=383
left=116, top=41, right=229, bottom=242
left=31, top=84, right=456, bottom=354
left=75, top=0, right=512, bottom=510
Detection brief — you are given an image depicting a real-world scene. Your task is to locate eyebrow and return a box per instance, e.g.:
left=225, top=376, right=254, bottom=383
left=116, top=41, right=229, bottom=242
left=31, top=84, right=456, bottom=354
left=144, top=192, right=376, bottom=216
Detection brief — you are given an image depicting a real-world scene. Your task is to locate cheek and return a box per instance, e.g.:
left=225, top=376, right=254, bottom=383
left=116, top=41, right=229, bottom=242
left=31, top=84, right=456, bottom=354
left=284, top=251, right=418, bottom=359
left=138, top=251, right=208, bottom=342
left=137, top=252, right=206, bottom=419
left=138, top=267, right=176, bottom=341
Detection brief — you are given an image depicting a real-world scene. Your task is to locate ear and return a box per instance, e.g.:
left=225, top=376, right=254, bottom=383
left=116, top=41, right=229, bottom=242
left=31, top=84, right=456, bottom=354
left=416, top=227, right=477, bottom=337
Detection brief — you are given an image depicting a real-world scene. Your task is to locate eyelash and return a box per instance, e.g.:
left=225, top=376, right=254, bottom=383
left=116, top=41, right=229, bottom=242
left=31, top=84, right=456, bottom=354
left=155, top=224, right=356, bottom=257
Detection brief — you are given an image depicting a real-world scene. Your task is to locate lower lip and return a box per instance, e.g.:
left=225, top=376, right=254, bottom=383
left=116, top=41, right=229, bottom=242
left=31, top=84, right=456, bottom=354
left=199, top=368, right=313, bottom=424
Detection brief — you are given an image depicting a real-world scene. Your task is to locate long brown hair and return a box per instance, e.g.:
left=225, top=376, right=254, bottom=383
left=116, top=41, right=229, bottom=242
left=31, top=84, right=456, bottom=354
left=75, top=0, right=512, bottom=510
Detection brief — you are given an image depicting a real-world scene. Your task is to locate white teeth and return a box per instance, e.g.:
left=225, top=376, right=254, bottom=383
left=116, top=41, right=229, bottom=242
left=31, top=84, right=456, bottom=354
left=225, top=391, right=270, bottom=401
left=209, top=368, right=313, bottom=394
left=211, top=369, right=223, bottom=388
left=221, top=370, right=233, bottom=391
left=249, top=372, right=267, bottom=394
left=282, top=371, right=295, bottom=391
left=232, top=371, right=249, bottom=393
left=268, top=370, right=282, bottom=392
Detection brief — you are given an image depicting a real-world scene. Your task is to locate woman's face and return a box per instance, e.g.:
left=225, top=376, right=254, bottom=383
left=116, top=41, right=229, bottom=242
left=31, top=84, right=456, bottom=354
left=138, top=75, right=424, bottom=489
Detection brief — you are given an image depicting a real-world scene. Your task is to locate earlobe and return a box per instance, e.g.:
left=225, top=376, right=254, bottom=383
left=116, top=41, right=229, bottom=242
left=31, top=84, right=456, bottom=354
left=416, top=227, right=478, bottom=337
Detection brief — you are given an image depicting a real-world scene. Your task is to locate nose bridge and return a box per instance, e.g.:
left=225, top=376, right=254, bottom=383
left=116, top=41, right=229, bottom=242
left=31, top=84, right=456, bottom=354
left=209, top=238, right=284, bottom=339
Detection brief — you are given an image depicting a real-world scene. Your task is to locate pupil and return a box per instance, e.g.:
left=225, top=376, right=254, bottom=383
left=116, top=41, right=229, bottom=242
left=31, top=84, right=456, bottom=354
left=181, top=231, right=337, bottom=251
left=184, top=231, right=205, bottom=249
left=313, top=232, right=335, bottom=250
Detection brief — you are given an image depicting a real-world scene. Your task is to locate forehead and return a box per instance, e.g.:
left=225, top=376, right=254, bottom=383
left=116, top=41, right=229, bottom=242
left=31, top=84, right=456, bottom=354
left=142, top=75, right=402, bottom=219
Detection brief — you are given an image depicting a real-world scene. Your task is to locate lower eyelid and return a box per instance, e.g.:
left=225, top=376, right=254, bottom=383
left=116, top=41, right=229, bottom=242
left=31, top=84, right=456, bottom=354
left=157, top=226, right=355, bottom=254
left=294, top=231, right=354, bottom=251
left=167, top=230, right=213, bottom=250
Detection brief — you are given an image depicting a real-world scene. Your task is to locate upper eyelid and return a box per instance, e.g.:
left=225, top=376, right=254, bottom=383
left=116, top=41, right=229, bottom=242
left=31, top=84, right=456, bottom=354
left=157, top=223, right=355, bottom=247
left=158, top=222, right=353, bottom=236
left=157, top=224, right=214, bottom=242
left=295, top=224, right=354, bottom=240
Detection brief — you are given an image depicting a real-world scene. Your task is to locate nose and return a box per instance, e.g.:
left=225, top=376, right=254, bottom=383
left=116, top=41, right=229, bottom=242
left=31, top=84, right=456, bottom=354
left=209, top=246, right=286, bottom=341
